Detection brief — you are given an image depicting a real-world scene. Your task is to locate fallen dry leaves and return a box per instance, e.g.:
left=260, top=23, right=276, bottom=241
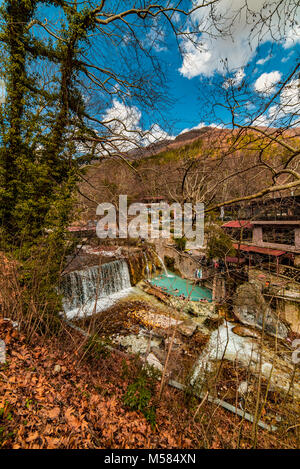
left=0, top=319, right=297, bottom=449
left=0, top=318, right=190, bottom=449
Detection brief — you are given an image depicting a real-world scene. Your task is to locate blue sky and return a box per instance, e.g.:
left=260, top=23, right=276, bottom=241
left=142, top=0, right=300, bottom=137
left=87, top=0, right=300, bottom=142
left=2, top=1, right=299, bottom=142
left=165, top=40, right=298, bottom=134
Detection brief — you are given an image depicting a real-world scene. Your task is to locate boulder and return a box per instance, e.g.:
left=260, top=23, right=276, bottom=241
left=232, top=325, right=261, bottom=339
left=165, top=336, right=182, bottom=348
left=113, top=332, right=161, bottom=354
left=233, top=281, right=289, bottom=339
left=53, top=364, right=61, bottom=375
left=238, top=381, right=249, bottom=396
left=178, top=319, right=197, bottom=337
left=146, top=353, right=163, bottom=372
left=151, top=346, right=167, bottom=362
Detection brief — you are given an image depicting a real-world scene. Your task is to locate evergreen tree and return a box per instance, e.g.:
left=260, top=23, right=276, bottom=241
left=0, top=1, right=207, bottom=325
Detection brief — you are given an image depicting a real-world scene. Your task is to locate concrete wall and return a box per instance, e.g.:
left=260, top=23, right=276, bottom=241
left=251, top=225, right=300, bottom=252
left=295, top=228, right=300, bottom=249
left=280, top=300, right=300, bottom=334
left=252, top=226, right=263, bottom=244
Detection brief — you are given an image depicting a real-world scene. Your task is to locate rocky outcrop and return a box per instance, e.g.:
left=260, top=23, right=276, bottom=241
left=178, top=319, right=198, bottom=337
left=127, top=249, right=160, bottom=286
left=232, top=325, right=261, bottom=339
left=233, top=281, right=289, bottom=339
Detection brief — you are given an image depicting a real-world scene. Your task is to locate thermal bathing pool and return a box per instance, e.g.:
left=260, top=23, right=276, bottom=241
left=150, top=271, right=212, bottom=302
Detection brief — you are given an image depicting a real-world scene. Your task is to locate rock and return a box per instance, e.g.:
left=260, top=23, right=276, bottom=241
left=178, top=320, right=197, bottom=337
left=113, top=332, right=161, bottom=355
left=146, top=353, right=163, bottom=372
left=132, top=310, right=182, bottom=329
left=165, top=336, right=182, bottom=348
left=232, top=325, right=261, bottom=339
left=203, top=316, right=224, bottom=331
left=261, top=362, right=273, bottom=377
left=53, top=364, right=61, bottom=374
left=0, top=340, right=6, bottom=364
left=238, top=381, right=249, bottom=396
left=3, top=318, right=19, bottom=329
left=192, top=322, right=300, bottom=399
left=233, top=281, right=289, bottom=339
left=196, top=302, right=215, bottom=317
left=151, top=346, right=166, bottom=363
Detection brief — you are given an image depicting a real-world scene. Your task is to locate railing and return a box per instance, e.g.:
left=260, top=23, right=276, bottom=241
left=255, top=215, right=300, bottom=221
left=259, top=262, right=300, bottom=284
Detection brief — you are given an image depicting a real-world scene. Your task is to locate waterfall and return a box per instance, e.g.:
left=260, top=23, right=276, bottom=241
left=61, top=260, right=132, bottom=319
left=143, top=252, right=150, bottom=280
left=155, top=253, right=172, bottom=277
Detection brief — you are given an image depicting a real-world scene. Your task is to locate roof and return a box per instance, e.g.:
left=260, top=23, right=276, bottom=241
left=251, top=220, right=300, bottom=225
left=233, top=243, right=286, bottom=257
left=222, top=220, right=253, bottom=229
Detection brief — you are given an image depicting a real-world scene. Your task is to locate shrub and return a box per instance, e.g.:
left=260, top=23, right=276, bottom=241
left=123, top=364, right=160, bottom=429
left=0, top=402, right=13, bottom=448
left=84, top=334, right=111, bottom=360
left=174, top=236, right=187, bottom=251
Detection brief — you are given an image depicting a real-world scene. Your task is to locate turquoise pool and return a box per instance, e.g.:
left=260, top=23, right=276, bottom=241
left=150, top=271, right=212, bottom=302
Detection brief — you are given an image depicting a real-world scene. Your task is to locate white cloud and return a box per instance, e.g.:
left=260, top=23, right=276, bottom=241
left=145, top=28, right=167, bottom=53
left=180, top=122, right=206, bottom=134
left=180, top=122, right=222, bottom=134
left=256, top=54, right=272, bottom=66
left=103, top=99, right=142, bottom=134
left=283, top=24, right=300, bottom=49
left=252, top=78, right=299, bottom=126
left=279, top=79, right=299, bottom=115
left=142, top=123, right=172, bottom=145
left=179, top=0, right=299, bottom=79
left=254, top=71, right=281, bottom=95
left=252, top=114, right=271, bottom=127
left=102, top=99, right=174, bottom=151
left=223, top=68, right=245, bottom=89
left=281, top=50, right=294, bottom=63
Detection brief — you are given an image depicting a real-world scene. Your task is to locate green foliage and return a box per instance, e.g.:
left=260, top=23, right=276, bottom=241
left=135, top=136, right=207, bottom=166
left=123, top=364, right=160, bottom=430
left=0, top=1, right=100, bottom=324
left=164, top=255, right=175, bottom=270
left=183, top=304, right=195, bottom=315
left=174, top=236, right=187, bottom=251
left=207, top=225, right=235, bottom=259
left=84, top=334, right=111, bottom=360
left=0, top=402, right=13, bottom=448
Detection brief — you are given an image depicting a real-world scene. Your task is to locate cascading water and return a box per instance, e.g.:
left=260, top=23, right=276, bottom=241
left=143, top=252, right=150, bottom=280
left=155, top=253, right=173, bottom=277
left=61, top=260, right=132, bottom=319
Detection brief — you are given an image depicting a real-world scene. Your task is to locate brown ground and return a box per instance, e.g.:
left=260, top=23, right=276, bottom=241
left=0, top=318, right=298, bottom=449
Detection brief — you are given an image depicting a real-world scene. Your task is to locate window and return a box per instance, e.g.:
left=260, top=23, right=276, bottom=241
left=262, top=226, right=295, bottom=245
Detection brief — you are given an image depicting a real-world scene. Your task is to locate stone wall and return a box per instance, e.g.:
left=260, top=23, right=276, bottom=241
left=233, top=281, right=289, bottom=339
left=153, top=240, right=210, bottom=279
left=126, top=248, right=160, bottom=286
left=248, top=268, right=300, bottom=333
left=279, top=299, right=300, bottom=334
